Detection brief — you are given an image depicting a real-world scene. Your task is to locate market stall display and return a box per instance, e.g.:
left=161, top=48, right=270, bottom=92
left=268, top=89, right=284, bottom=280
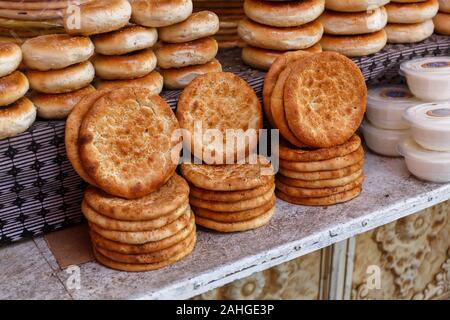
left=0, top=0, right=449, bottom=280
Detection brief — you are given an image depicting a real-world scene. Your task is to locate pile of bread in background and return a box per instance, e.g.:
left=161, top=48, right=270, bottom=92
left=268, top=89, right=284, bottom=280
left=238, top=0, right=324, bottom=70
left=320, top=0, right=388, bottom=56
left=0, top=43, right=35, bottom=140
left=0, top=0, right=71, bottom=43
left=193, top=0, right=246, bottom=48
left=435, top=0, right=450, bottom=35
left=263, top=50, right=367, bottom=206
left=385, top=0, right=439, bottom=44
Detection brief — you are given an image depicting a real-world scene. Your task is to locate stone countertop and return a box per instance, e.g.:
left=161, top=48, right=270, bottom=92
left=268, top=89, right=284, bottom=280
left=1, top=150, right=450, bottom=300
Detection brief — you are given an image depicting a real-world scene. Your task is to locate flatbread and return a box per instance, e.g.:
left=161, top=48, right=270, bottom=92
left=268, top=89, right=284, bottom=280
left=277, top=169, right=363, bottom=189
left=276, top=174, right=364, bottom=198
left=176, top=72, right=262, bottom=164
left=89, top=210, right=192, bottom=245
left=279, top=146, right=364, bottom=172
left=94, top=231, right=196, bottom=264
left=193, top=195, right=276, bottom=223
left=263, top=50, right=312, bottom=127
left=83, top=174, right=189, bottom=221
left=284, top=52, right=366, bottom=148
left=189, top=186, right=274, bottom=212
left=276, top=186, right=362, bottom=206
left=279, top=159, right=364, bottom=181
left=93, top=235, right=195, bottom=272
left=181, top=155, right=274, bottom=191
left=189, top=180, right=274, bottom=202
left=82, top=200, right=189, bottom=232
left=65, top=90, right=106, bottom=187
left=78, top=88, right=181, bottom=199
left=195, top=206, right=275, bottom=232
left=277, top=134, right=361, bottom=162
left=270, top=65, right=307, bottom=147
left=89, top=213, right=196, bottom=254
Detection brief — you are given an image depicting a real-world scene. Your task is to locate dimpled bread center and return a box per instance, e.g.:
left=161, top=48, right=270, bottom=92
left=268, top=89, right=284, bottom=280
left=92, top=99, right=171, bottom=183
left=188, top=78, right=260, bottom=142
left=291, top=59, right=362, bottom=144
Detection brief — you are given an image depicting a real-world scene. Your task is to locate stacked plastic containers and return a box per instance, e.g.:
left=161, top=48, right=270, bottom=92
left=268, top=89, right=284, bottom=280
left=362, top=56, right=450, bottom=183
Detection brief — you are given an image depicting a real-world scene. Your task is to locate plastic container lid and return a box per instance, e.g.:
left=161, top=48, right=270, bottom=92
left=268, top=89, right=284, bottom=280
left=367, top=85, right=421, bottom=111
left=403, top=101, right=450, bottom=131
left=400, top=57, right=450, bottom=77
left=398, top=137, right=450, bottom=163
left=360, top=120, right=409, bottom=138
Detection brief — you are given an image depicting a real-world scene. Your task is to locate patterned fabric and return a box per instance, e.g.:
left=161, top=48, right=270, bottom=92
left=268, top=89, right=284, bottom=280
left=1, top=35, right=449, bottom=245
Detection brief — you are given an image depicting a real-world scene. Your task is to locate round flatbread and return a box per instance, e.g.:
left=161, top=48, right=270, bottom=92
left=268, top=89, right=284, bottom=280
left=271, top=65, right=307, bottom=147
left=263, top=50, right=313, bottom=127
left=277, top=135, right=361, bottom=162
left=276, top=174, right=364, bottom=198
left=78, top=88, right=181, bottom=199
left=283, top=52, right=366, bottom=148
left=276, top=187, right=362, bottom=206
left=181, top=156, right=274, bottom=191
left=189, top=186, right=274, bottom=212
left=279, top=146, right=364, bottom=172
left=176, top=72, right=262, bottom=164
left=65, top=90, right=107, bottom=187
left=82, top=200, right=189, bottom=232
left=278, top=169, right=363, bottom=189
left=189, top=180, right=274, bottom=202
left=192, top=195, right=276, bottom=223
left=89, top=210, right=192, bottom=245
left=279, top=160, right=364, bottom=181
left=93, top=235, right=195, bottom=272
left=89, top=213, right=195, bottom=254
left=195, top=206, right=275, bottom=232
left=94, top=231, right=196, bottom=264
left=84, top=174, right=189, bottom=221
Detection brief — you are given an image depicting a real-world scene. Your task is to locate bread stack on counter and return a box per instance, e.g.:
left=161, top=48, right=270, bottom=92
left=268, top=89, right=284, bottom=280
left=66, top=87, right=195, bottom=271
left=0, top=42, right=36, bottom=139
left=263, top=51, right=367, bottom=206
left=434, top=0, right=450, bottom=35
left=320, top=0, right=388, bottom=57
left=22, top=34, right=96, bottom=119
left=239, top=0, right=325, bottom=70
left=0, top=0, right=76, bottom=44
left=193, top=0, right=246, bottom=49
left=176, top=72, right=276, bottom=232
left=130, top=0, right=221, bottom=90
left=385, top=0, right=439, bottom=43
left=181, top=159, right=276, bottom=233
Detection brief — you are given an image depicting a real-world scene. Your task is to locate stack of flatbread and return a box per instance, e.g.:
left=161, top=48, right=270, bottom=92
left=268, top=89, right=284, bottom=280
left=66, top=87, right=196, bottom=271
left=0, top=0, right=89, bottom=43
left=181, top=159, right=276, bottom=233
left=193, top=0, right=246, bottom=48
left=263, top=50, right=367, bottom=206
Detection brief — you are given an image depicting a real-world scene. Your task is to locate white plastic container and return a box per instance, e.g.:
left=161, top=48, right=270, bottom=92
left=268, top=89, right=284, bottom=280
left=360, top=120, right=409, bottom=157
left=403, top=102, right=450, bottom=151
left=398, top=137, right=450, bottom=183
left=400, top=57, right=450, bottom=101
left=366, top=85, right=421, bottom=129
